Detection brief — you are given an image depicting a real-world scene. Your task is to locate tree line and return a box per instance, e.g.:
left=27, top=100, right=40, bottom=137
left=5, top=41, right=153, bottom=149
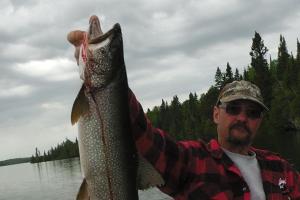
left=30, top=138, right=79, bottom=163
left=146, top=32, right=300, bottom=170
left=0, top=157, right=31, bottom=167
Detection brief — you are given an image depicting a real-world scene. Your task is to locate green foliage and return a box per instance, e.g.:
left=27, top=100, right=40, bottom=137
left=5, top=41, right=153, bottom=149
left=224, top=62, right=233, bottom=84
left=30, top=138, right=79, bottom=163
left=297, top=39, right=300, bottom=62
left=146, top=31, right=300, bottom=170
left=146, top=86, right=219, bottom=142
left=234, top=68, right=241, bottom=81
left=214, top=67, right=223, bottom=89
left=249, top=31, right=272, bottom=107
left=277, top=35, right=290, bottom=81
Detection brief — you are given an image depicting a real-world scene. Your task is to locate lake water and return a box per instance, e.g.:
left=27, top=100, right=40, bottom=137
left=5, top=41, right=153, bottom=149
left=0, top=158, right=173, bottom=200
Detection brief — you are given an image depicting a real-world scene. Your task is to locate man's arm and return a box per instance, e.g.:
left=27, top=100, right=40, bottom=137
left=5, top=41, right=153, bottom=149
left=128, top=89, right=195, bottom=196
left=286, top=162, right=300, bottom=199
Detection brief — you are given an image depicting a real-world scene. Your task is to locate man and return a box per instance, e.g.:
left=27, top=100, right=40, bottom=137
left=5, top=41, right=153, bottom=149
left=129, top=80, right=300, bottom=200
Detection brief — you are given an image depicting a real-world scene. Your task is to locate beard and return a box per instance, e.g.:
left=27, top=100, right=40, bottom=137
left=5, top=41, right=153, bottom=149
left=227, top=122, right=253, bottom=146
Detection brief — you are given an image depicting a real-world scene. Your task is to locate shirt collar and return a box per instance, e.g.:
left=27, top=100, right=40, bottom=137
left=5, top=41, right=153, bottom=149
left=208, top=139, right=258, bottom=158
left=208, top=139, right=244, bottom=177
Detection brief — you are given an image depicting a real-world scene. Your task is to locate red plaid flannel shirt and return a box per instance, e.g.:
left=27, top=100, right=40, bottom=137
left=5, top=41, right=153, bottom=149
left=129, top=90, right=300, bottom=200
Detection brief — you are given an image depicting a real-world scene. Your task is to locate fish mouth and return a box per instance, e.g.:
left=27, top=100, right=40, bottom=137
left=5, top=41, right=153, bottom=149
left=88, top=15, right=103, bottom=43
left=87, top=15, right=116, bottom=44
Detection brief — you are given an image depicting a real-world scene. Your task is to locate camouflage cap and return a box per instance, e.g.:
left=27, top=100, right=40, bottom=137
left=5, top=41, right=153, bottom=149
left=216, top=80, right=268, bottom=111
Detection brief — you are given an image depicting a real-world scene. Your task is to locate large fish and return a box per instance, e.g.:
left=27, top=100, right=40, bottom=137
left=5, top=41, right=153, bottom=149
left=67, top=15, right=164, bottom=200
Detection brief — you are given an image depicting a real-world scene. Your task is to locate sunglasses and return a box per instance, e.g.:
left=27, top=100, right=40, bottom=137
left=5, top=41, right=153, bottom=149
left=218, top=102, right=263, bottom=119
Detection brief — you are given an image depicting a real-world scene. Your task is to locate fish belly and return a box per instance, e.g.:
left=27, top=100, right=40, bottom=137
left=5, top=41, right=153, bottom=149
left=78, top=84, right=138, bottom=200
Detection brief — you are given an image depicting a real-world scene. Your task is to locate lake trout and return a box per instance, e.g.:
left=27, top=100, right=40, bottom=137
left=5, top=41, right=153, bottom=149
left=68, top=15, right=164, bottom=200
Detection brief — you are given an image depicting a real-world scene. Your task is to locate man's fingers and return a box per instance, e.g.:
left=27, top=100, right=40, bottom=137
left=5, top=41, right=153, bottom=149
left=67, top=30, right=86, bottom=47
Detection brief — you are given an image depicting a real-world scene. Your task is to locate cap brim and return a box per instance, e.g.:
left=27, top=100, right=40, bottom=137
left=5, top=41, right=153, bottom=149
left=220, top=95, right=269, bottom=111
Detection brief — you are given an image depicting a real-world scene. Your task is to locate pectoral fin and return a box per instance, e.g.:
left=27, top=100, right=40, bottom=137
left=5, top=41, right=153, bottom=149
left=71, top=84, right=90, bottom=125
left=76, top=178, right=89, bottom=200
left=137, top=155, right=165, bottom=190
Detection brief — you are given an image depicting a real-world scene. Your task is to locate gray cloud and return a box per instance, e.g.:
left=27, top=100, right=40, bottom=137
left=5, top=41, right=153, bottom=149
left=0, top=0, right=300, bottom=160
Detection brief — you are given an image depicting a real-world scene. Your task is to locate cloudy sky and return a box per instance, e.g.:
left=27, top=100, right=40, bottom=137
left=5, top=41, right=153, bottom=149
left=0, top=0, right=300, bottom=160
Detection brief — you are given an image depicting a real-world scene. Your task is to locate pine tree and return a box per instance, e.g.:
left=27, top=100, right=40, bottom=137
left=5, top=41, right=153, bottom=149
left=158, top=99, right=170, bottom=131
left=296, top=39, right=300, bottom=88
left=169, top=95, right=183, bottom=139
left=289, top=53, right=298, bottom=89
left=243, top=69, right=249, bottom=81
left=297, top=39, right=300, bottom=61
left=234, top=68, right=240, bottom=80
left=249, top=31, right=272, bottom=107
left=197, top=86, right=219, bottom=140
left=43, top=151, right=47, bottom=162
left=277, top=35, right=290, bottom=81
left=183, top=92, right=199, bottom=138
left=30, top=155, right=35, bottom=163
left=224, top=62, right=233, bottom=84
left=34, top=147, right=40, bottom=162
left=214, top=67, right=223, bottom=89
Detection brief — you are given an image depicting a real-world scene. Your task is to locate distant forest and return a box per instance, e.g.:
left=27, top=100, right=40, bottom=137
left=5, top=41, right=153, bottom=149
left=30, top=32, right=300, bottom=170
left=146, top=32, right=300, bottom=170
left=30, top=138, right=79, bottom=163
left=0, top=157, right=30, bottom=167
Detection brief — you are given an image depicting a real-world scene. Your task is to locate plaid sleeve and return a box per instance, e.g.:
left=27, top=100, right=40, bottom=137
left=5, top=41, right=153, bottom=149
left=258, top=148, right=300, bottom=199
left=128, top=89, right=194, bottom=196
left=285, top=161, right=300, bottom=199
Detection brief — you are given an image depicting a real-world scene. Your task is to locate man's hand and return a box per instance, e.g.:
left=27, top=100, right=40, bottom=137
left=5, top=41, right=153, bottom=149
left=67, top=30, right=86, bottom=65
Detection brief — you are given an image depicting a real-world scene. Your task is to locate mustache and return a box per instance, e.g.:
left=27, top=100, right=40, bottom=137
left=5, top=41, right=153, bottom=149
left=229, top=122, right=252, bottom=135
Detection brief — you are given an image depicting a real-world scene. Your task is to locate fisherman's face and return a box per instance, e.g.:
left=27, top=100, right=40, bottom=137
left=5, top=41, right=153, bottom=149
left=213, top=100, right=263, bottom=149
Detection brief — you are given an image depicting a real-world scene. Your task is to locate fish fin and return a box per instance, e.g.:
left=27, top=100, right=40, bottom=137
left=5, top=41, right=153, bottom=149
left=71, top=85, right=90, bottom=125
left=76, top=178, right=90, bottom=200
left=137, top=155, right=165, bottom=190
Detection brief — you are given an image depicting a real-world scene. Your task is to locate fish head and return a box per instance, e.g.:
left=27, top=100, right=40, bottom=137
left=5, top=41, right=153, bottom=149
left=88, top=15, right=103, bottom=42
left=77, top=15, right=120, bottom=89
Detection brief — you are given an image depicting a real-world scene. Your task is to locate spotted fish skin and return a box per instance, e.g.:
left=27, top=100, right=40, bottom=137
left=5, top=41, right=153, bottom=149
left=70, top=16, right=164, bottom=200
left=76, top=23, right=139, bottom=200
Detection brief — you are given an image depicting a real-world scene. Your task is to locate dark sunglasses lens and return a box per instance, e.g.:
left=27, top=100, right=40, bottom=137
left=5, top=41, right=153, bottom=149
left=226, top=104, right=241, bottom=115
left=224, top=104, right=262, bottom=119
left=246, top=108, right=262, bottom=119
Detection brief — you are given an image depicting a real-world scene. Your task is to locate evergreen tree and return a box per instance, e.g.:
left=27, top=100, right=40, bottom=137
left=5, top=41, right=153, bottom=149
left=34, top=147, right=40, bottom=162
left=243, top=69, right=249, bottom=81
left=158, top=100, right=166, bottom=129
left=146, top=107, right=160, bottom=128
left=158, top=99, right=170, bottom=131
left=30, top=139, right=79, bottom=163
left=288, top=53, right=298, bottom=89
left=30, top=155, right=35, bottom=163
left=198, top=86, right=219, bottom=140
left=169, top=95, right=183, bottom=138
left=249, top=31, right=272, bottom=107
left=214, top=67, right=223, bottom=89
left=269, top=56, right=277, bottom=80
left=182, top=92, right=199, bottom=138
left=43, top=151, right=47, bottom=162
left=234, top=68, right=240, bottom=81
left=277, top=35, right=290, bottom=81
left=296, top=39, right=300, bottom=88
left=297, top=39, right=300, bottom=62
left=224, top=62, right=233, bottom=84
